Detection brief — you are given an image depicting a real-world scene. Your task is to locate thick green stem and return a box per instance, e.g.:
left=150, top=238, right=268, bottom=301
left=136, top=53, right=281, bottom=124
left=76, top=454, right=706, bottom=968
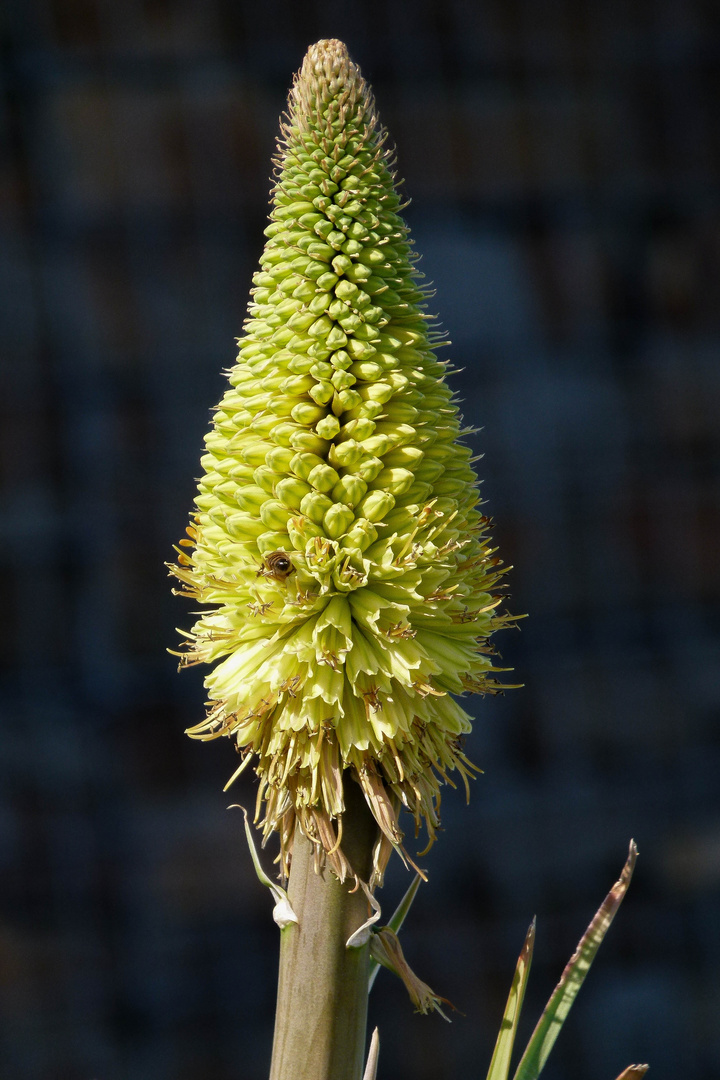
left=268, top=781, right=378, bottom=1080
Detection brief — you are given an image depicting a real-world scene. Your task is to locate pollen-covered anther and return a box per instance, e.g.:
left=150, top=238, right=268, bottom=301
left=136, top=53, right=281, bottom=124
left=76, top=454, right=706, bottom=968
left=286, top=586, right=317, bottom=607
left=426, top=587, right=459, bottom=602
left=412, top=680, right=445, bottom=699
left=437, top=538, right=466, bottom=558
left=362, top=686, right=382, bottom=713
left=452, top=608, right=478, bottom=623
left=248, top=599, right=274, bottom=617
left=460, top=674, right=502, bottom=695
left=393, top=542, right=424, bottom=568
left=280, top=675, right=302, bottom=697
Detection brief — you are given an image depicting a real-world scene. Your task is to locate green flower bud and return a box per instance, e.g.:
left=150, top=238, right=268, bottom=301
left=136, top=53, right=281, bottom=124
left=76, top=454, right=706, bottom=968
left=226, top=512, right=266, bottom=540
left=333, top=388, right=362, bottom=413
left=241, top=441, right=273, bottom=466
left=330, top=348, right=354, bottom=369
left=253, top=465, right=277, bottom=492
left=360, top=433, right=390, bottom=456
left=351, top=360, right=383, bottom=381
left=290, top=451, right=324, bottom=482
left=369, top=467, right=415, bottom=496
left=271, top=422, right=300, bottom=447
left=414, top=459, right=445, bottom=484
left=257, top=529, right=290, bottom=553
left=330, top=369, right=357, bottom=392
left=356, top=489, right=396, bottom=523
left=308, top=380, right=334, bottom=405
left=323, top=502, right=355, bottom=540
left=266, top=446, right=295, bottom=473
left=308, top=315, right=334, bottom=339
left=260, top=500, right=292, bottom=531
left=383, top=446, right=424, bottom=469
left=172, top=39, right=517, bottom=884
left=306, top=462, right=340, bottom=493
left=300, top=490, right=334, bottom=524
left=274, top=475, right=312, bottom=509
left=327, top=439, right=364, bottom=468
left=342, top=417, right=376, bottom=441
left=235, top=485, right=267, bottom=513
left=331, top=474, right=367, bottom=508
left=315, top=414, right=341, bottom=440
left=288, top=430, right=328, bottom=455
left=291, top=401, right=326, bottom=426
left=353, top=455, right=385, bottom=482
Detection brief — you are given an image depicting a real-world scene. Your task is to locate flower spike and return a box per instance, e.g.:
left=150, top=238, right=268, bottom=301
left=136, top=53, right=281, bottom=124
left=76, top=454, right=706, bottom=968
left=171, top=39, right=516, bottom=881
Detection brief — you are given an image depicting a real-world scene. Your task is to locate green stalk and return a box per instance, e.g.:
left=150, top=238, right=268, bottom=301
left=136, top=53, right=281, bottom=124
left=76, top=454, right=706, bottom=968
left=269, top=779, right=378, bottom=1080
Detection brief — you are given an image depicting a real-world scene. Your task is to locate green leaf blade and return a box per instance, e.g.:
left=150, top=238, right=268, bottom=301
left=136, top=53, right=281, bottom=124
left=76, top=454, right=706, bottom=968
left=485, top=919, right=536, bottom=1080
left=512, top=841, right=638, bottom=1080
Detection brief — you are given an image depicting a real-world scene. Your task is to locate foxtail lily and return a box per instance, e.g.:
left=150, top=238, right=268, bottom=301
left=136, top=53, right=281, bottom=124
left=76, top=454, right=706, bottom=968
left=171, top=38, right=516, bottom=886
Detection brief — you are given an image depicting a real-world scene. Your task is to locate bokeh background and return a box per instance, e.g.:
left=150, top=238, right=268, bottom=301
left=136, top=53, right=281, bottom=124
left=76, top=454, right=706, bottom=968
left=2, top=1, right=719, bottom=1078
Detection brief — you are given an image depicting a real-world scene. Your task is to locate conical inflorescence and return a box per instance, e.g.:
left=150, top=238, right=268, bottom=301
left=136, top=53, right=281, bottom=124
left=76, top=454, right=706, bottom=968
left=171, top=39, right=515, bottom=884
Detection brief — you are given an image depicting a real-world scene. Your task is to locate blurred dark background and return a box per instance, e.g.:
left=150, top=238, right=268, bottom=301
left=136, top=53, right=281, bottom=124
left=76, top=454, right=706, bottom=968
left=1, top=1, right=719, bottom=1078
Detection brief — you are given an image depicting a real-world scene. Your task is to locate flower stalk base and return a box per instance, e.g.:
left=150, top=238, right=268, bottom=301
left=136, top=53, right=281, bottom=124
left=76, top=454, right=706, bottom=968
left=269, top=780, right=379, bottom=1080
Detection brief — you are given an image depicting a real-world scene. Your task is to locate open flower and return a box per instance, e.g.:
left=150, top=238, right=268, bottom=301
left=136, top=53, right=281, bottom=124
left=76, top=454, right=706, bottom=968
left=171, top=39, right=516, bottom=884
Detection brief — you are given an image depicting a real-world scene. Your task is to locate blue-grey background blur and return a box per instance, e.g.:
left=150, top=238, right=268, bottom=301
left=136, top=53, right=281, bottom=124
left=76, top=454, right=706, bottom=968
left=2, top=1, right=719, bottom=1078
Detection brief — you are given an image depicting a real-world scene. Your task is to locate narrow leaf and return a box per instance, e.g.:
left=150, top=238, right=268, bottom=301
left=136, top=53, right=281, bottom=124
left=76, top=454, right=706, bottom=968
left=362, top=1028, right=380, bottom=1080
left=513, top=841, right=638, bottom=1080
left=369, top=873, right=422, bottom=990
left=485, top=919, right=536, bottom=1080
left=228, top=804, right=298, bottom=928
left=614, top=1067, right=649, bottom=1080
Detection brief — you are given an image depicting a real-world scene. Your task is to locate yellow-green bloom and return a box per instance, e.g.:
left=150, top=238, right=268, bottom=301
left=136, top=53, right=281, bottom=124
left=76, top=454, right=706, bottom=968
left=171, top=39, right=515, bottom=883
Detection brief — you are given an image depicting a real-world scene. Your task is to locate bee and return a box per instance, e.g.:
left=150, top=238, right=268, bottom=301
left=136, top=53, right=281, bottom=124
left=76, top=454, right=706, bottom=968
left=257, top=550, right=295, bottom=582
